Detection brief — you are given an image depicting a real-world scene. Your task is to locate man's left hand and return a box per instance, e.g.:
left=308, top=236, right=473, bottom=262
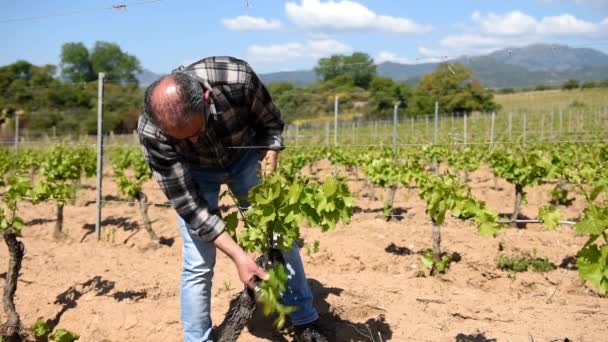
left=259, top=149, right=278, bottom=175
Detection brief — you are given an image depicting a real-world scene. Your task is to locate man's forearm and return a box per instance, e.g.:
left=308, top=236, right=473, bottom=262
left=213, top=231, right=248, bottom=263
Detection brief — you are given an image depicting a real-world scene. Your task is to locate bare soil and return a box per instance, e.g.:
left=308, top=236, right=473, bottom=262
left=1, top=161, right=606, bottom=342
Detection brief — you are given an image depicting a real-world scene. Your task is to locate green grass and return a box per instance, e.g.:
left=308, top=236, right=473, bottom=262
left=495, top=88, right=608, bottom=114
left=496, top=255, right=556, bottom=273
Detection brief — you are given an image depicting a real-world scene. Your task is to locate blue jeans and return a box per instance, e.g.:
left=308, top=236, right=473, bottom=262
left=178, top=149, right=318, bottom=341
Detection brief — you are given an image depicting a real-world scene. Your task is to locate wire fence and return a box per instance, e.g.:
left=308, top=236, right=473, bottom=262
left=1, top=74, right=607, bottom=239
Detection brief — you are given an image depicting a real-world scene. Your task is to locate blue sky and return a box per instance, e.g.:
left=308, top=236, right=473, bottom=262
left=1, top=0, right=608, bottom=74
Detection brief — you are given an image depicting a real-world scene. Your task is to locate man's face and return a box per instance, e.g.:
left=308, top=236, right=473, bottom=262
left=166, top=111, right=205, bottom=144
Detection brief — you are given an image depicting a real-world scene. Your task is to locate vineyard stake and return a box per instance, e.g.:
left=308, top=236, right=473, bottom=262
left=434, top=102, right=439, bottom=145
left=95, top=72, right=105, bottom=240
left=325, top=122, right=329, bottom=146
left=393, top=103, right=399, bottom=156
left=334, top=95, right=339, bottom=146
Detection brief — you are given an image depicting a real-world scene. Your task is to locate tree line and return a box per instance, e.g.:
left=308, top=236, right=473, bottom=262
left=1, top=44, right=518, bottom=133
left=269, top=52, right=499, bottom=123
left=0, top=41, right=143, bottom=137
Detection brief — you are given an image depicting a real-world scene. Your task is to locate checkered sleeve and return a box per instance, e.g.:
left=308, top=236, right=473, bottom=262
left=139, top=129, right=225, bottom=242
left=245, top=67, right=285, bottom=150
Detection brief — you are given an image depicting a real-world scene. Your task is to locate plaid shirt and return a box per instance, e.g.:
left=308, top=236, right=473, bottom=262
left=138, top=56, right=284, bottom=242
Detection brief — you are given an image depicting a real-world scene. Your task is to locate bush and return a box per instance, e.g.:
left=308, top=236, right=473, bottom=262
left=497, top=255, right=556, bottom=273
left=561, top=79, right=580, bottom=90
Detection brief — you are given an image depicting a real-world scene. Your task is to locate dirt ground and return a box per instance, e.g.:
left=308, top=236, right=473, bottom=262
left=1, top=160, right=607, bottom=342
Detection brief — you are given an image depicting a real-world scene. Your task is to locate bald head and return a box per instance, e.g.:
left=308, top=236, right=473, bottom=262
left=143, top=73, right=206, bottom=137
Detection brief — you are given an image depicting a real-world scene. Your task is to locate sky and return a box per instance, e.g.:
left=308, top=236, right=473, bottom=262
left=1, top=0, right=608, bottom=74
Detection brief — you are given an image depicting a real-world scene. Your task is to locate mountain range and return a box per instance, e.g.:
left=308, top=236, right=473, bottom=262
left=137, top=44, right=608, bottom=89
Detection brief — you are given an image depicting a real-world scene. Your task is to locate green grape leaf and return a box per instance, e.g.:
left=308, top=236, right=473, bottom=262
left=539, top=205, right=561, bottom=230
left=49, top=329, right=80, bottom=342
left=577, top=243, right=608, bottom=294
left=32, top=319, right=51, bottom=337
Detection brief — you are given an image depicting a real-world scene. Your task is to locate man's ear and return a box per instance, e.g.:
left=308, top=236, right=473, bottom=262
left=204, top=89, right=211, bottom=104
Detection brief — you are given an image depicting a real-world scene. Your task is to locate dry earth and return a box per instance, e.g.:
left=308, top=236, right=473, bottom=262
left=1, top=161, right=606, bottom=342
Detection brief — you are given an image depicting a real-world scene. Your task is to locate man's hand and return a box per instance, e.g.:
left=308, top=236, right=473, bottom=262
left=213, top=231, right=268, bottom=289
left=259, top=149, right=278, bottom=175
left=234, top=253, right=269, bottom=289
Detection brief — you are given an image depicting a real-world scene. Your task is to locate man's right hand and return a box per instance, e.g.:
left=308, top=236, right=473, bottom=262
left=234, top=253, right=269, bottom=289
left=213, top=231, right=268, bottom=289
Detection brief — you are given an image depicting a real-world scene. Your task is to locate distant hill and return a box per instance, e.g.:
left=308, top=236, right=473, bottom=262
left=260, top=70, right=320, bottom=86
left=259, top=44, right=608, bottom=89
left=136, top=69, right=163, bottom=87
left=487, top=44, right=608, bottom=71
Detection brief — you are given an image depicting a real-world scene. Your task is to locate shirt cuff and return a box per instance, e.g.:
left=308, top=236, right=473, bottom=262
left=255, top=134, right=284, bottom=151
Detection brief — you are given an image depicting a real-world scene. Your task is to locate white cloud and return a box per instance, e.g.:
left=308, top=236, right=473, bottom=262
left=375, top=51, right=412, bottom=64
left=472, top=10, right=537, bottom=36
left=422, top=9, right=606, bottom=58
left=440, top=34, right=503, bottom=48
left=537, top=14, right=597, bottom=35
left=471, top=10, right=600, bottom=37
left=540, top=0, right=608, bottom=7
left=246, top=39, right=353, bottom=61
left=222, top=16, right=281, bottom=31
left=285, top=0, right=432, bottom=34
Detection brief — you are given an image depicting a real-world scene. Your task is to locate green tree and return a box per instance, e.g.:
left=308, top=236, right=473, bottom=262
left=60, top=42, right=94, bottom=83
left=368, top=76, right=411, bottom=116
left=314, top=52, right=377, bottom=88
left=562, top=79, right=580, bottom=90
left=90, top=41, right=142, bottom=84
left=408, top=63, right=499, bottom=115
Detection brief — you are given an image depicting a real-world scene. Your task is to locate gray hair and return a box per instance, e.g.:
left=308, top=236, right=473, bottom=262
left=143, top=72, right=205, bottom=133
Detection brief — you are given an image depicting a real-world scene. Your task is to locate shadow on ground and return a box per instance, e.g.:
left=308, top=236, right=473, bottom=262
left=43, top=276, right=148, bottom=335
left=239, top=278, right=392, bottom=342
left=455, top=333, right=497, bottom=342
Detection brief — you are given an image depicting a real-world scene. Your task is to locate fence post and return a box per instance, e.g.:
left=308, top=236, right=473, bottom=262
left=425, top=115, right=429, bottom=141
left=523, top=113, right=527, bottom=147
left=393, top=103, right=399, bottom=156
left=295, top=125, right=299, bottom=147
left=351, top=121, right=355, bottom=145
left=508, top=112, right=512, bottom=142
left=550, top=110, right=554, bottom=139
left=334, top=95, right=339, bottom=146
left=14, top=113, right=19, bottom=154
left=95, top=72, right=105, bottom=240
left=540, top=113, right=545, bottom=141
left=410, top=117, right=414, bottom=138
left=434, top=102, right=439, bottom=145
left=490, top=111, right=495, bottom=145
left=464, top=112, right=468, bottom=145
left=325, top=122, right=329, bottom=146
left=559, top=108, right=563, bottom=138
left=374, top=121, right=378, bottom=144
